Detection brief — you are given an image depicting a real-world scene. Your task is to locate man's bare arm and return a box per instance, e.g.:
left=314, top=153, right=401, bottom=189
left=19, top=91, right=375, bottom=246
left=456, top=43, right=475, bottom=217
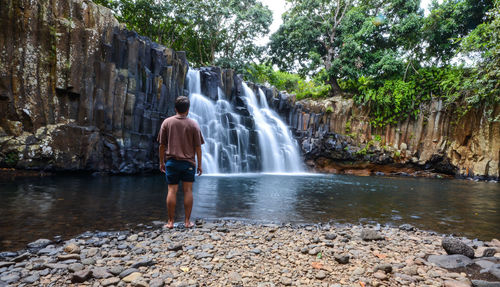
left=196, top=146, right=202, bottom=176
left=159, top=144, right=166, bottom=173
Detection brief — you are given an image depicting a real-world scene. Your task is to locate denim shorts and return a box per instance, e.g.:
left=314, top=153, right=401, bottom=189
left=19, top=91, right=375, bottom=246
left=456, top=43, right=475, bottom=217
left=165, top=159, right=195, bottom=184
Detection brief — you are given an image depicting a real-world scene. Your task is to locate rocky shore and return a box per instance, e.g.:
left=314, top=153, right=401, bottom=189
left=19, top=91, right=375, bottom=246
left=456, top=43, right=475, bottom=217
left=1, top=221, right=499, bottom=287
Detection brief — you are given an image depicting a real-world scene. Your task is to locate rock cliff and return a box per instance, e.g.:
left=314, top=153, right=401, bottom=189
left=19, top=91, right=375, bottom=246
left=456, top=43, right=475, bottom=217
left=0, top=0, right=189, bottom=173
left=282, top=96, right=499, bottom=180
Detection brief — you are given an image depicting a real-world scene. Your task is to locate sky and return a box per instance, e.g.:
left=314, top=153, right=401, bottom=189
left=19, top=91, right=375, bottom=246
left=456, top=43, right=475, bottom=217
left=257, top=0, right=435, bottom=45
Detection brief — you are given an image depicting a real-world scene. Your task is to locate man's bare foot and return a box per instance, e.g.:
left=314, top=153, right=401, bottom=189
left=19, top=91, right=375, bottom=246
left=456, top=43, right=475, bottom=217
left=184, top=221, right=195, bottom=228
left=164, top=222, right=174, bottom=229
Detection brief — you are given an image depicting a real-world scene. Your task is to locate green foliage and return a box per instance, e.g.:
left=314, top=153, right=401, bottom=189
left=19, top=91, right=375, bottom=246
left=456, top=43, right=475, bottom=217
left=373, top=134, right=382, bottom=142
left=353, top=67, right=470, bottom=127
left=355, top=140, right=374, bottom=156
left=422, top=0, right=494, bottom=64
left=245, top=63, right=330, bottom=99
left=325, top=106, right=334, bottom=113
left=295, top=79, right=331, bottom=100
left=93, top=0, right=272, bottom=71
left=3, top=151, right=19, bottom=167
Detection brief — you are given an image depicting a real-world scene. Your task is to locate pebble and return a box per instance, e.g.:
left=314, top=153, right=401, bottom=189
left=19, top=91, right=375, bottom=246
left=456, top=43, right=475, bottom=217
left=123, top=272, right=142, bottom=283
left=2, top=221, right=499, bottom=286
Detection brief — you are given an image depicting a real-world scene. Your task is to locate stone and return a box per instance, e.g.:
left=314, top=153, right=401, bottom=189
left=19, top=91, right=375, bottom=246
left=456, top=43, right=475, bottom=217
left=86, top=247, right=99, bottom=257
left=123, top=272, right=142, bottom=283
left=428, top=255, right=474, bottom=269
left=281, top=277, right=292, bottom=286
left=168, top=243, right=183, bottom=251
left=109, top=266, right=124, bottom=276
left=373, top=271, right=388, bottom=280
left=352, top=267, right=365, bottom=276
left=0, top=262, right=15, bottom=268
left=127, top=234, right=138, bottom=242
left=102, top=277, right=120, bottom=286
left=58, top=254, right=80, bottom=261
left=228, top=271, right=242, bottom=283
left=71, top=269, right=92, bottom=283
left=399, top=224, right=416, bottom=231
left=444, top=279, right=472, bottom=287
left=150, top=278, right=165, bottom=287
left=316, top=270, right=327, bottom=280
left=27, top=239, right=52, bottom=249
left=92, top=267, right=113, bottom=279
left=471, top=280, right=500, bottom=287
left=131, top=258, right=155, bottom=268
left=64, top=243, right=81, bottom=254
left=22, top=273, right=40, bottom=284
left=335, top=255, right=350, bottom=264
left=12, top=252, right=30, bottom=262
left=443, top=238, right=475, bottom=258
left=194, top=252, right=213, bottom=260
left=0, top=273, right=20, bottom=284
left=119, top=268, right=140, bottom=278
left=490, top=239, right=500, bottom=248
left=82, top=258, right=96, bottom=265
left=325, top=233, right=337, bottom=240
left=361, top=229, right=385, bottom=241
left=374, top=264, right=393, bottom=273
left=483, top=248, right=497, bottom=257
left=68, top=263, right=84, bottom=272
left=490, top=264, right=500, bottom=280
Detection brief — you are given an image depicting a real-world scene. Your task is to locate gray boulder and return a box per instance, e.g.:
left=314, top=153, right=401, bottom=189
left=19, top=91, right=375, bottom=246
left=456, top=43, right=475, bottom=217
left=428, top=254, right=473, bottom=269
left=442, top=238, right=475, bottom=258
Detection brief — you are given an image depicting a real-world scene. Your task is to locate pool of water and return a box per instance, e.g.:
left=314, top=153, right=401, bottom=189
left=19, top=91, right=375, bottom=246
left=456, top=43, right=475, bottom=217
left=0, top=173, right=499, bottom=251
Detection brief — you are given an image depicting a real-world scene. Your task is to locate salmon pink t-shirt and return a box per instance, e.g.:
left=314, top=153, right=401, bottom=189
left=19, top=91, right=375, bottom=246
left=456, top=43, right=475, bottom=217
left=157, top=115, right=204, bottom=166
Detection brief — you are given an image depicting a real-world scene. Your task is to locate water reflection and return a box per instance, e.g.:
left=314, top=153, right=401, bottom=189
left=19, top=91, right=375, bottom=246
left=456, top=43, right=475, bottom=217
left=0, top=174, right=499, bottom=251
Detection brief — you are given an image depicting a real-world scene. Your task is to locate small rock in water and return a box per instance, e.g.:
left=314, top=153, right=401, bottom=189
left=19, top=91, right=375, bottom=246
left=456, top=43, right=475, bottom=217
left=399, top=224, right=416, bottom=231
left=27, top=239, right=52, bottom=249
left=442, top=238, right=475, bottom=258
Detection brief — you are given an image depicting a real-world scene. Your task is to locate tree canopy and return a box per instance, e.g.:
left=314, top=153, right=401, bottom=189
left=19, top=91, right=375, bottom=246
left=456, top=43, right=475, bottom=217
left=94, top=0, right=272, bottom=70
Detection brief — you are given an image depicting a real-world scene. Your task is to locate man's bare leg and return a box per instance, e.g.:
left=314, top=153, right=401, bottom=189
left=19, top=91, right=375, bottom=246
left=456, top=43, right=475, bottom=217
left=182, top=181, right=194, bottom=228
left=166, top=184, right=178, bottom=228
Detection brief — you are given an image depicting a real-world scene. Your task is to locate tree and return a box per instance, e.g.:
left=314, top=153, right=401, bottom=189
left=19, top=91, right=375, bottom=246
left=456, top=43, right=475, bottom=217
left=269, top=0, right=424, bottom=95
left=92, top=0, right=272, bottom=70
left=422, top=0, right=494, bottom=64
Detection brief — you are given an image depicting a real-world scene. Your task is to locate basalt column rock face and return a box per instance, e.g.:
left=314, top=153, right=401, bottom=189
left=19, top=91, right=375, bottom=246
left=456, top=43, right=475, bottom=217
left=0, top=0, right=188, bottom=173
left=279, top=96, right=499, bottom=179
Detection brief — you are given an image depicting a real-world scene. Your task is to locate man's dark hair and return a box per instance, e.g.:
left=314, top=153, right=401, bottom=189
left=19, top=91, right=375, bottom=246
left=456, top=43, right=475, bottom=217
left=175, top=96, right=190, bottom=113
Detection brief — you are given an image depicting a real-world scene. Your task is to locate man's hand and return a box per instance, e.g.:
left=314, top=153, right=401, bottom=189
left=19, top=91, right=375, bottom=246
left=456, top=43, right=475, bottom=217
left=197, top=166, right=203, bottom=176
left=160, top=162, right=165, bottom=173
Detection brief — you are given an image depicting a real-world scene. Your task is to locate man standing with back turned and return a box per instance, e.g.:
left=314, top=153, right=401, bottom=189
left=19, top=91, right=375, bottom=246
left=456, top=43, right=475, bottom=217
left=158, top=96, right=204, bottom=229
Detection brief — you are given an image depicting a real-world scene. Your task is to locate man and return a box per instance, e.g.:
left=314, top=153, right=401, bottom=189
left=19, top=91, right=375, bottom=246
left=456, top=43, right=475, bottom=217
left=157, top=96, right=204, bottom=229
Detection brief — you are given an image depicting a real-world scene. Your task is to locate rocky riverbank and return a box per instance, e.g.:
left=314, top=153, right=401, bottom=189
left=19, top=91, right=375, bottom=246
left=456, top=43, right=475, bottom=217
left=1, top=221, right=499, bottom=287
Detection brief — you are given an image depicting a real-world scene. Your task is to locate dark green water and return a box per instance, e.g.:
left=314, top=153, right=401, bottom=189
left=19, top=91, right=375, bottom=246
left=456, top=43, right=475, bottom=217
left=0, top=173, right=499, bottom=251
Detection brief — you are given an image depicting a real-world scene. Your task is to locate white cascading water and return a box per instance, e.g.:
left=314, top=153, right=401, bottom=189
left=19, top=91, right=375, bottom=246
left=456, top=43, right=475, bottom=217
left=187, top=69, right=302, bottom=174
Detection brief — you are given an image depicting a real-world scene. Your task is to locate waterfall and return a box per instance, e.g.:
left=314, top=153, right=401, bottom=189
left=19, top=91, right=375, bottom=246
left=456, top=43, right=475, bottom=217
left=186, top=69, right=303, bottom=174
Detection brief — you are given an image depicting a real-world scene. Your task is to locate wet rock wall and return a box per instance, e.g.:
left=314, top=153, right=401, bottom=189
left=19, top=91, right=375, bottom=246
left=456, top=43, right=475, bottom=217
left=0, top=0, right=188, bottom=173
